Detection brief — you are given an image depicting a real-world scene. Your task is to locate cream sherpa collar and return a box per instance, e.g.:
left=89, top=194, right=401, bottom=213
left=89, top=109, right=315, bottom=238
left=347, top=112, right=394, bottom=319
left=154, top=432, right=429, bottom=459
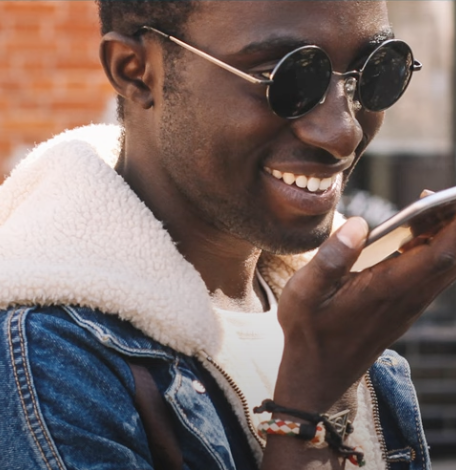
left=0, top=124, right=328, bottom=357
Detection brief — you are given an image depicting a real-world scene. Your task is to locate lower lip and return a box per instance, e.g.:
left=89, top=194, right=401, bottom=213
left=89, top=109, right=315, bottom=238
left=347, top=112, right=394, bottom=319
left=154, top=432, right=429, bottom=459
left=262, top=171, right=342, bottom=216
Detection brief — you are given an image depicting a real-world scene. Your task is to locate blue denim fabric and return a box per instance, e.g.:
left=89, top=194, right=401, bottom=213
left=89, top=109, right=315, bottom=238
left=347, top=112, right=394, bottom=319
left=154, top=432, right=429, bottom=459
left=370, top=353, right=431, bottom=470
left=0, top=305, right=430, bottom=470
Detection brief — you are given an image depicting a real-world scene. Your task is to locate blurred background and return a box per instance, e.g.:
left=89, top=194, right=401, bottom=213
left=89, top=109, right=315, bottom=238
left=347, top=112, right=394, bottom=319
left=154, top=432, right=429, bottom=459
left=0, top=0, right=455, bottom=465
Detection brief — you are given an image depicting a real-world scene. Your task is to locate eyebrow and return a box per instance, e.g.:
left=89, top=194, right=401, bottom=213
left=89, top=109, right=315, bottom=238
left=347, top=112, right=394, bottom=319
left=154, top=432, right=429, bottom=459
left=235, top=25, right=395, bottom=56
left=238, top=37, right=311, bottom=56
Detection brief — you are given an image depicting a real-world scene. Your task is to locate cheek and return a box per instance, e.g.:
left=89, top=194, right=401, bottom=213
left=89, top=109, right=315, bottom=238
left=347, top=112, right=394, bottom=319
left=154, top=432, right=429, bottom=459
left=360, top=110, right=385, bottom=144
left=346, top=110, right=385, bottom=173
left=187, top=62, right=286, bottom=142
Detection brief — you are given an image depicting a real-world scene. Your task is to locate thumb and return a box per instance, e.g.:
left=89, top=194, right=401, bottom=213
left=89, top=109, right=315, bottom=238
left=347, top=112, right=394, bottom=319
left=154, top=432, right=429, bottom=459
left=303, top=217, right=369, bottom=295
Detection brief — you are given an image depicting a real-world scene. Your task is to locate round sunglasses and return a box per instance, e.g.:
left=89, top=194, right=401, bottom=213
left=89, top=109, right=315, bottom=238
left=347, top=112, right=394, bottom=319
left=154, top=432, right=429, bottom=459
left=138, top=26, right=422, bottom=119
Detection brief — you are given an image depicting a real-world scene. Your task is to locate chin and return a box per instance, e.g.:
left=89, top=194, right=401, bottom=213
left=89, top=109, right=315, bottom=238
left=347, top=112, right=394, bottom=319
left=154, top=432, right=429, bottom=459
left=264, top=226, right=331, bottom=256
left=246, top=212, right=335, bottom=256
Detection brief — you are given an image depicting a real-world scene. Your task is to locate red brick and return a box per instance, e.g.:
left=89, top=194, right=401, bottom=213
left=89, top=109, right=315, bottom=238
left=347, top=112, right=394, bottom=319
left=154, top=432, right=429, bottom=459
left=65, top=1, right=97, bottom=16
left=29, top=78, right=59, bottom=92
left=1, top=80, right=25, bottom=93
left=0, top=140, right=12, bottom=150
left=0, top=2, right=58, bottom=15
left=0, top=96, right=9, bottom=111
left=55, top=59, right=103, bottom=72
left=49, top=98, right=105, bottom=112
left=55, top=20, right=100, bottom=35
left=6, top=38, right=59, bottom=54
left=9, top=21, right=42, bottom=36
left=0, top=1, right=115, bottom=164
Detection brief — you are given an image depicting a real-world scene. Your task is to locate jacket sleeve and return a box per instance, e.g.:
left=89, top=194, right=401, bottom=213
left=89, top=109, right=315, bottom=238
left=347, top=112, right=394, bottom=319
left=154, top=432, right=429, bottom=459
left=0, top=306, right=154, bottom=470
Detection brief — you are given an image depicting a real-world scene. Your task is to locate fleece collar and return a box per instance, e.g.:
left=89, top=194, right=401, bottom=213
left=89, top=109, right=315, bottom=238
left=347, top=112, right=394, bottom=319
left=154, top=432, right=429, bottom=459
left=0, top=124, right=344, bottom=460
left=0, top=124, right=327, bottom=356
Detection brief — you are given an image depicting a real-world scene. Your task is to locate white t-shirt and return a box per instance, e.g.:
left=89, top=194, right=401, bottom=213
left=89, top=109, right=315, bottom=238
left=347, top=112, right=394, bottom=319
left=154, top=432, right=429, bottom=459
left=213, top=272, right=283, bottom=396
left=212, top=272, right=386, bottom=470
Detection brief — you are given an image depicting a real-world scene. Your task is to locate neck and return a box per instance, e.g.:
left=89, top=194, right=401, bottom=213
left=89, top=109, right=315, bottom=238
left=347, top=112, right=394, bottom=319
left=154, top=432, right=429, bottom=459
left=177, top=228, right=267, bottom=313
left=116, top=150, right=268, bottom=313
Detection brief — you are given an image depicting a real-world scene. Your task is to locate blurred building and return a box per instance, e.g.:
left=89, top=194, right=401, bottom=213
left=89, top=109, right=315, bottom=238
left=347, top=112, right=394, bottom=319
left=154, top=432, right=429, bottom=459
left=353, top=1, right=455, bottom=207
left=0, top=1, right=115, bottom=179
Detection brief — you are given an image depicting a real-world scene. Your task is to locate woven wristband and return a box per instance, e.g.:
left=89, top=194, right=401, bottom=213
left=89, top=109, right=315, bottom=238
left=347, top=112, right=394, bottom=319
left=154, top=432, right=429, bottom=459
left=257, top=419, right=327, bottom=447
left=254, top=399, right=366, bottom=467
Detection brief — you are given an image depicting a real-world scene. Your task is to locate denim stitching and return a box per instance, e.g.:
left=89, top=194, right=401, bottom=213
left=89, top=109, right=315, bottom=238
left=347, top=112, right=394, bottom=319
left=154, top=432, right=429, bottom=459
left=403, top=359, right=425, bottom=468
left=8, top=308, right=66, bottom=470
left=167, top=357, right=229, bottom=470
left=17, top=309, right=66, bottom=470
left=63, top=306, right=173, bottom=360
left=386, top=446, right=413, bottom=462
left=7, top=309, right=52, bottom=470
left=387, top=446, right=413, bottom=455
left=8, top=309, right=53, bottom=470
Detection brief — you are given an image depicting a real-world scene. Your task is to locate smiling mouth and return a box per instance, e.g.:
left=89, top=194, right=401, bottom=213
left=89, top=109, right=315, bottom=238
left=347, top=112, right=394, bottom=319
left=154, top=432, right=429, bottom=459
left=264, top=166, right=340, bottom=193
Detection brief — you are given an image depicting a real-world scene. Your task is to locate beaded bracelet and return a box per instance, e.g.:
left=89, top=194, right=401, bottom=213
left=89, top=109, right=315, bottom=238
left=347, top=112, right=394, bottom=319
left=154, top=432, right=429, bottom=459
left=253, top=399, right=365, bottom=467
left=257, top=419, right=327, bottom=448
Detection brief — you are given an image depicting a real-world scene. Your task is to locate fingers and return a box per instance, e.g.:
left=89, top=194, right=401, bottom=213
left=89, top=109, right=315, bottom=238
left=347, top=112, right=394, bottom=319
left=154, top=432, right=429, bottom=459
left=290, top=217, right=369, bottom=301
left=374, top=215, right=456, bottom=296
left=312, top=216, right=368, bottom=276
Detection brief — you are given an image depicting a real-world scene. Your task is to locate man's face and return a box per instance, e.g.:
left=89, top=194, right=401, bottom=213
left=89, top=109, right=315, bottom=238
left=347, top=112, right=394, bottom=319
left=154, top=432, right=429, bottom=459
left=152, top=1, right=390, bottom=255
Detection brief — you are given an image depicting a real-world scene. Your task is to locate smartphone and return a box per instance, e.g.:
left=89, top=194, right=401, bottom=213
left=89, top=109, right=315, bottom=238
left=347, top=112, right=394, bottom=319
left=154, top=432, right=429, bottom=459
left=351, top=186, right=456, bottom=272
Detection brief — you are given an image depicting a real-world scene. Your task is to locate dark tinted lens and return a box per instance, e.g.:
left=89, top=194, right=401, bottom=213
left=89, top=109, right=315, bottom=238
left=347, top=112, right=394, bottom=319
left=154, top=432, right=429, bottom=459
left=359, top=41, right=414, bottom=111
left=268, top=47, right=332, bottom=118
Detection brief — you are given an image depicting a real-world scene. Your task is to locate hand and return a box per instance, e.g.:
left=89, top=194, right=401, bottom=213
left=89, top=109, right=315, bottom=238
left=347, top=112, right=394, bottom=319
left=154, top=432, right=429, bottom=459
left=274, top=215, right=456, bottom=415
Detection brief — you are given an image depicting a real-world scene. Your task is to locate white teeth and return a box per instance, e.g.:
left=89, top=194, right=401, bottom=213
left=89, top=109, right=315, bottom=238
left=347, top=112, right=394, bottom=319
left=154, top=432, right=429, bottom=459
left=265, top=166, right=339, bottom=192
left=282, top=173, right=296, bottom=185
left=319, top=177, right=332, bottom=191
left=295, top=175, right=308, bottom=189
left=272, top=169, right=283, bottom=180
left=307, top=177, right=321, bottom=192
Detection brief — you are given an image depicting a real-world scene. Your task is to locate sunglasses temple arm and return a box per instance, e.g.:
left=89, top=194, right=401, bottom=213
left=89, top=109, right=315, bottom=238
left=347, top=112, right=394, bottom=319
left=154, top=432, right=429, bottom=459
left=141, top=26, right=272, bottom=86
left=412, top=60, right=423, bottom=72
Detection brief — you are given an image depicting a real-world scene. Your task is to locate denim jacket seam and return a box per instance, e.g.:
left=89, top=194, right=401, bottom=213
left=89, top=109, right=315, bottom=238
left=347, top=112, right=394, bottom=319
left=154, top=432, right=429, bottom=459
left=8, top=307, right=67, bottom=470
left=62, top=305, right=174, bottom=360
left=167, top=356, right=230, bottom=470
left=402, top=360, right=425, bottom=468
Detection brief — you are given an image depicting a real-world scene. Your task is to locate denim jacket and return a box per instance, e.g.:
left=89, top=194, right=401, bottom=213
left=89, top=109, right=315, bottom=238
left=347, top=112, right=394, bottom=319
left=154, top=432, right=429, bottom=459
left=0, top=305, right=430, bottom=470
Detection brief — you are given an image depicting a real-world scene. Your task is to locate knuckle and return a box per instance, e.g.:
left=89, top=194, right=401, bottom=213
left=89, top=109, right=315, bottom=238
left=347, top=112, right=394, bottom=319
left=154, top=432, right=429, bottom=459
left=313, top=255, right=341, bottom=276
left=433, top=251, right=456, bottom=273
left=313, top=244, right=346, bottom=274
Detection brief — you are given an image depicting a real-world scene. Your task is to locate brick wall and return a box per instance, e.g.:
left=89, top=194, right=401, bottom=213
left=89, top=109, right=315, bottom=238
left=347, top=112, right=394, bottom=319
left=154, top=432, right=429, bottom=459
left=0, top=0, right=115, bottom=179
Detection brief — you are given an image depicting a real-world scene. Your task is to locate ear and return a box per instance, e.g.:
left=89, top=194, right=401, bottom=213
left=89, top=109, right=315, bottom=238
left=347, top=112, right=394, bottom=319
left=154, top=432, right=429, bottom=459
left=99, top=32, right=157, bottom=109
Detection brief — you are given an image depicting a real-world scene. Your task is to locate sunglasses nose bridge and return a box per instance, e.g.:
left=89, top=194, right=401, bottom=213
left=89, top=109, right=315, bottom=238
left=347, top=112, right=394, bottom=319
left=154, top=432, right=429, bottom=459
left=319, top=71, right=359, bottom=109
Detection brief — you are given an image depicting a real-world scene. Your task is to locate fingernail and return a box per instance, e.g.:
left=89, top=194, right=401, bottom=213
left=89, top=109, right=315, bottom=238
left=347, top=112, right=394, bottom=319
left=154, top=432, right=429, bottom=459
left=336, top=217, right=369, bottom=249
left=420, top=189, right=434, bottom=198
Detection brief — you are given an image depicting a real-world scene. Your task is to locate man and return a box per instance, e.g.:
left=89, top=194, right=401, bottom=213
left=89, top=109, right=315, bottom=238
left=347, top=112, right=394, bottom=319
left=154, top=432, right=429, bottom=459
left=0, top=1, right=453, bottom=469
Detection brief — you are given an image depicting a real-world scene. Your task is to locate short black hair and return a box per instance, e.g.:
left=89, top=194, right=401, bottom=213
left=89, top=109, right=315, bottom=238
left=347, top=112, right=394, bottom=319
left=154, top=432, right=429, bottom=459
left=96, top=0, right=196, bottom=122
left=96, top=0, right=195, bottom=37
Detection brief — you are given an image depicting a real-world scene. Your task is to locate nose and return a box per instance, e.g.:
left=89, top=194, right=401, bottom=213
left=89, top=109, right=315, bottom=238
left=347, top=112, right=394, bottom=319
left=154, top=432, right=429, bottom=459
left=290, top=75, right=364, bottom=160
